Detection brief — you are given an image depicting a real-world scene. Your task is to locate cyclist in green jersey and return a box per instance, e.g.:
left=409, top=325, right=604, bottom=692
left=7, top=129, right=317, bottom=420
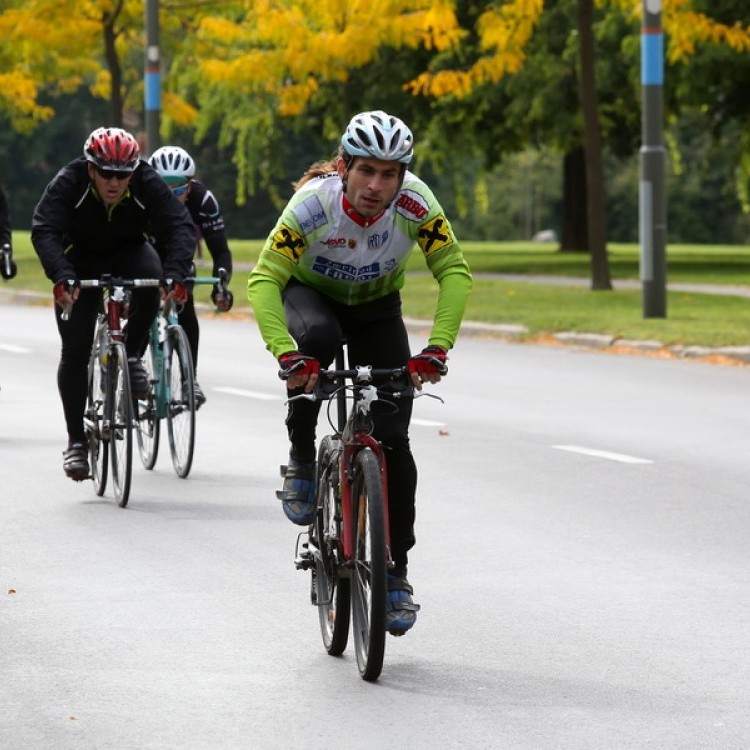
left=248, top=110, right=472, bottom=634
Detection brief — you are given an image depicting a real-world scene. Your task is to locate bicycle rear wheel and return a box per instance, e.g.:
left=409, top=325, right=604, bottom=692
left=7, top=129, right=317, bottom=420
left=85, top=338, right=108, bottom=496
left=314, top=436, right=350, bottom=656
left=166, top=326, right=195, bottom=478
left=136, top=337, right=160, bottom=470
left=350, top=447, right=388, bottom=682
left=109, top=342, right=133, bottom=507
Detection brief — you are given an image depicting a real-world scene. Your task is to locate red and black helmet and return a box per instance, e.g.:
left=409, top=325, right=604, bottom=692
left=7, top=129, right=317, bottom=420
left=83, top=127, right=140, bottom=172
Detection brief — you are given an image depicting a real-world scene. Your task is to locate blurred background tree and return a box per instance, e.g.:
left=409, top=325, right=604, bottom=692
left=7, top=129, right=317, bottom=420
left=0, top=0, right=749, bottom=252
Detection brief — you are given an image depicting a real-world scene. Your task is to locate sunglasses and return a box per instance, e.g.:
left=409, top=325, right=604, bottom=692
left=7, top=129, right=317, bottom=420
left=94, top=165, right=132, bottom=181
left=171, top=183, right=189, bottom=197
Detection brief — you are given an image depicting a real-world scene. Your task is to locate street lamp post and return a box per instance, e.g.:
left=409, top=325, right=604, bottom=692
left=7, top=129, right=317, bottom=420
left=144, top=0, right=160, bottom=157
left=640, top=0, right=667, bottom=317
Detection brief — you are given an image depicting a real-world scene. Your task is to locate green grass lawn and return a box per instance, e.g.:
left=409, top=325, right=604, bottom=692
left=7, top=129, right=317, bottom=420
left=8, top=233, right=750, bottom=348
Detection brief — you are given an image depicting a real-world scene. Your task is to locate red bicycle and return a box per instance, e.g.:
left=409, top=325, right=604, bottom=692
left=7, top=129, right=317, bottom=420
left=292, top=347, right=441, bottom=681
left=63, top=275, right=161, bottom=507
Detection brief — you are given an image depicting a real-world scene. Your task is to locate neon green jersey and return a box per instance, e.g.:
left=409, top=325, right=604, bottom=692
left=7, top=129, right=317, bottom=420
left=248, top=170, right=472, bottom=358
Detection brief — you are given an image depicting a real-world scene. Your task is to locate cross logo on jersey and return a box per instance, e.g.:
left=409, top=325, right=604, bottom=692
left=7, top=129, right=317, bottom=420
left=271, top=224, right=306, bottom=263
left=417, top=215, right=452, bottom=256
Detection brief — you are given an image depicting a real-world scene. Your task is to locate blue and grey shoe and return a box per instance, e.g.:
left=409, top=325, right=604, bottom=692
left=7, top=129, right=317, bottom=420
left=386, top=574, right=420, bottom=635
left=276, top=460, right=316, bottom=525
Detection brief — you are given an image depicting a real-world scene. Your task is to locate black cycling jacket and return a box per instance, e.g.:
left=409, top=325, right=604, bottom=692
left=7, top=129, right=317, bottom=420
left=184, top=179, right=233, bottom=278
left=0, top=185, right=11, bottom=247
left=31, top=157, right=194, bottom=285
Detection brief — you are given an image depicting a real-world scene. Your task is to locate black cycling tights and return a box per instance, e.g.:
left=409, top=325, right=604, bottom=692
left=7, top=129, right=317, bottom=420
left=177, top=297, right=200, bottom=371
left=55, top=243, right=162, bottom=444
left=282, top=281, right=417, bottom=572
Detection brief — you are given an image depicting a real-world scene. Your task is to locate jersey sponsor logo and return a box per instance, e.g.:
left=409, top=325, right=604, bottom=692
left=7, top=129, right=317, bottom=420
left=293, top=194, right=328, bottom=233
left=312, top=255, right=381, bottom=283
left=320, top=236, right=358, bottom=249
left=271, top=224, right=306, bottom=263
left=417, top=215, right=453, bottom=256
left=367, top=230, right=389, bottom=249
left=395, top=190, right=429, bottom=221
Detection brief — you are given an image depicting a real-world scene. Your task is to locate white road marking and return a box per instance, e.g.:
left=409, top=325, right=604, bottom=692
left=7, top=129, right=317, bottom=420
left=214, top=386, right=278, bottom=401
left=412, top=418, right=448, bottom=427
left=0, top=343, right=32, bottom=354
left=552, top=444, right=653, bottom=464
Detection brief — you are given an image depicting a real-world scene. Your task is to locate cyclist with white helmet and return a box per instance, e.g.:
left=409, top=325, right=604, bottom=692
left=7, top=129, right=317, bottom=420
left=248, top=110, right=472, bottom=634
left=31, top=127, right=194, bottom=481
left=149, top=145, right=234, bottom=407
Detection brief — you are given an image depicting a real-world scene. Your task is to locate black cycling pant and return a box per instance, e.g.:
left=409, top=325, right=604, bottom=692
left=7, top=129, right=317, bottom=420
left=282, top=280, right=417, bottom=572
left=177, top=297, right=200, bottom=371
left=55, top=242, right=162, bottom=443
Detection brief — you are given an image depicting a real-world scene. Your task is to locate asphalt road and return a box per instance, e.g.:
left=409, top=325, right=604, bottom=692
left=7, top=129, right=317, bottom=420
left=2, top=302, right=750, bottom=749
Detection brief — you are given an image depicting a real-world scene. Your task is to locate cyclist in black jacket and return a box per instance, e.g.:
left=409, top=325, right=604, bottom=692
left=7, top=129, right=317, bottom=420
left=0, top=184, right=17, bottom=280
left=149, top=145, right=234, bottom=407
left=31, top=127, right=195, bottom=481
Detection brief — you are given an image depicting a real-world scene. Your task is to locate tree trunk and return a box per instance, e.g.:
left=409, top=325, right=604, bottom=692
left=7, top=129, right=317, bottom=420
left=576, top=0, right=612, bottom=290
left=560, top=146, right=589, bottom=253
left=103, top=2, right=124, bottom=126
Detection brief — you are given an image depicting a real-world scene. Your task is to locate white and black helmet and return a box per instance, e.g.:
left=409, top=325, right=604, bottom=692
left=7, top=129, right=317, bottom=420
left=149, top=146, right=196, bottom=181
left=341, top=110, right=414, bottom=164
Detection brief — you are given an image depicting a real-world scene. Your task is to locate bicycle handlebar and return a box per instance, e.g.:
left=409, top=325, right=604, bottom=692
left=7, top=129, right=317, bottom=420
left=287, top=365, right=415, bottom=404
left=60, top=276, right=164, bottom=321
left=78, top=277, right=163, bottom=289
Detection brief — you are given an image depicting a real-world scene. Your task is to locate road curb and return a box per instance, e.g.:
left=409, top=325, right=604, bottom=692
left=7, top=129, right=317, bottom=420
left=3, top=288, right=748, bottom=367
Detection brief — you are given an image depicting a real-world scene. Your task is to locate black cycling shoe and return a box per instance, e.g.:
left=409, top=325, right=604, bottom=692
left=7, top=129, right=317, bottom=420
left=63, top=442, right=89, bottom=481
left=127, top=357, right=149, bottom=398
left=193, top=380, right=207, bottom=409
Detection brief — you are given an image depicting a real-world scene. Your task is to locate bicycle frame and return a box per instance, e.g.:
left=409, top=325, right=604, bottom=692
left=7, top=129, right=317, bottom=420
left=145, top=298, right=178, bottom=420
left=305, top=353, right=414, bottom=566
left=337, top=397, right=391, bottom=564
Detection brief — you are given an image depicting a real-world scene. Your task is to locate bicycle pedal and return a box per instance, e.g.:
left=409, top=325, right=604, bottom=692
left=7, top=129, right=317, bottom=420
left=294, top=544, right=314, bottom=570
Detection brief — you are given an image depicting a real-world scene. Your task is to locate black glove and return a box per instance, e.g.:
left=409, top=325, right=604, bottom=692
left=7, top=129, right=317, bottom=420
left=277, top=351, right=320, bottom=380
left=211, top=287, right=234, bottom=312
left=1, top=244, right=16, bottom=280
left=407, top=345, right=448, bottom=377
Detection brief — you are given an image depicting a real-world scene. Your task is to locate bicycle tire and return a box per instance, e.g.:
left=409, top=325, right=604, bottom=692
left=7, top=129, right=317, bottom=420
left=109, top=342, right=133, bottom=507
left=314, top=436, right=350, bottom=656
left=136, top=337, right=160, bottom=470
left=166, top=325, right=195, bottom=478
left=350, top=447, right=388, bottom=682
left=85, top=333, right=108, bottom=496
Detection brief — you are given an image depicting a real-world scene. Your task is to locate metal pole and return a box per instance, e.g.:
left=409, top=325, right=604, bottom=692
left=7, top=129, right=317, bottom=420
left=639, top=0, right=667, bottom=317
left=144, top=0, right=160, bottom=157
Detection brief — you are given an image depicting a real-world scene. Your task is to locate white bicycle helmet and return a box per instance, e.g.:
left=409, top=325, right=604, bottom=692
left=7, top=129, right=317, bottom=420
left=149, top=146, right=196, bottom=182
left=341, top=110, right=414, bottom=164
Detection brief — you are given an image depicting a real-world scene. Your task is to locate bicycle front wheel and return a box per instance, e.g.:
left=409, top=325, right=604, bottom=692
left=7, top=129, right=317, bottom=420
left=136, top=337, right=160, bottom=470
left=314, top=436, right=350, bottom=656
left=166, top=326, right=195, bottom=478
left=109, top=342, right=133, bottom=507
left=85, top=335, right=108, bottom=496
left=350, top=447, right=388, bottom=682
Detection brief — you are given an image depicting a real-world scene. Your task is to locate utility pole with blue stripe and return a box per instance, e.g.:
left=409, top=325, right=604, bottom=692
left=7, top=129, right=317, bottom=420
left=640, top=0, right=667, bottom=317
left=144, top=0, right=160, bottom=158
